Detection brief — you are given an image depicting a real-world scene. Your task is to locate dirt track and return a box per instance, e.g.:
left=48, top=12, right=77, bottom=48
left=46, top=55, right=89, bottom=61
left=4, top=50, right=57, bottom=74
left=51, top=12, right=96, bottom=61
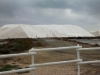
left=3, top=39, right=100, bottom=75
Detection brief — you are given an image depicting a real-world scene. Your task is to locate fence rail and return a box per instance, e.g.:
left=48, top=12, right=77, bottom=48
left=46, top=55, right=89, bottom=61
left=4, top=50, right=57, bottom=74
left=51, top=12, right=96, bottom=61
left=29, top=46, right=82, bottom=52
left=77, top=47, right=100, bottom=51
left=0, top=44, right=100, bottom=75
left=30, top=59, right=82, bottom=67
left=0, top=52, right=36, bottom=58
left=78, top=60, right=100, bottom=64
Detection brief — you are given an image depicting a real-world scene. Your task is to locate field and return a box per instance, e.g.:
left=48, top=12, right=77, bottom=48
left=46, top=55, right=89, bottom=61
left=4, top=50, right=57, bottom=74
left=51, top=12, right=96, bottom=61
left=0, top=38, right=100, bottom=75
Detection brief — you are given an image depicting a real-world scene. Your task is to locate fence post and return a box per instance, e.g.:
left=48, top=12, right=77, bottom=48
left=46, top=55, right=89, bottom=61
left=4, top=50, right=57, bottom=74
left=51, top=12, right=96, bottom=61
left=29, top=48, right=36, bottom=75
left=32, top=54, right=34, bottom=75
left=77, top=44, right=81, bottom=75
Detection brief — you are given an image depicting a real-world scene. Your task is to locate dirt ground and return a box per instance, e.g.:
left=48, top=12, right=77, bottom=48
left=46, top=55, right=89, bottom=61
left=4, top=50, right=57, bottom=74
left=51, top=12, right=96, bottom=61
left=1, top=38, right=100, bottom=75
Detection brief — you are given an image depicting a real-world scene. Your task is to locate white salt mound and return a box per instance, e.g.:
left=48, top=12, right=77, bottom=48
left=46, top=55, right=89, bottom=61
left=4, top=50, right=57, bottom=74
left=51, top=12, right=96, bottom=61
left=0, top=24, right=93, bottom=39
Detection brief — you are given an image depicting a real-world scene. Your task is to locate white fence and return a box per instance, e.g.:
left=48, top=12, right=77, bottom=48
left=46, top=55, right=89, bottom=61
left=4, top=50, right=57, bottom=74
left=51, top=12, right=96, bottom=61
left=0, top=44, right=100, bottom=75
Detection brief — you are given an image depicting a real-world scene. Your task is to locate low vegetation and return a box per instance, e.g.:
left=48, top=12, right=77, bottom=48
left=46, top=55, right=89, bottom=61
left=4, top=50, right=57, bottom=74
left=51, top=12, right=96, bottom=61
left=0, top=38, right=45, bottom=54
left=0, top=64, right=30, bottom=74
left=0, top=64, right=21, bottom=72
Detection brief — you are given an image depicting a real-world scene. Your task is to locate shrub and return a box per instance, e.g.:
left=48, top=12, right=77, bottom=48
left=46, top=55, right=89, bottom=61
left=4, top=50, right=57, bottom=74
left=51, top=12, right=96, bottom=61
left=0, top=38, right=46, bottom=54
left=0, top=64, right=21, bottom=72
left=0, top=38, right=33, bottom=54
left=0, top=64, right=29, bottom=74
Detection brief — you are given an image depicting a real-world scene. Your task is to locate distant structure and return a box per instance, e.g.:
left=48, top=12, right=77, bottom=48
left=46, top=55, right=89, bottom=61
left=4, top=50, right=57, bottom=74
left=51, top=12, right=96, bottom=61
left=90, top=31, right=100, bottom=36
left=0, top=24, right=93, bottom=39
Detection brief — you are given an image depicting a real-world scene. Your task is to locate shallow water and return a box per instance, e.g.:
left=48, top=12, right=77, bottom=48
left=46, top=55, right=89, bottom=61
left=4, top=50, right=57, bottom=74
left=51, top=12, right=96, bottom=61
left=70, top=39, right=100, bottom=45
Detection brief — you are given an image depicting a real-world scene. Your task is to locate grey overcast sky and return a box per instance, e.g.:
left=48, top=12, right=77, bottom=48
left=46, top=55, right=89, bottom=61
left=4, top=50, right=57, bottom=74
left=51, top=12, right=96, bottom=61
left=0, top=0, right=100, bottom=31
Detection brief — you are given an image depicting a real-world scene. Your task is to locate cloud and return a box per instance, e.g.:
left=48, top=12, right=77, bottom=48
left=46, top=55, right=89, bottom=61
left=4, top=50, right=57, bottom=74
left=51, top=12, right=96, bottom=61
left=0, top=0, right=100, bottom=31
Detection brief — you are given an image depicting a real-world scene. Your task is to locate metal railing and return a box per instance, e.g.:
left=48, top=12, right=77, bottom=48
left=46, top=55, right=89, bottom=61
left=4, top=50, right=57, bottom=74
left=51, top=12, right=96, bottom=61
left=76, top=47, right=100, bottom=75
left=0, top=44, right=100, bottom=75
left=0, top=52, right=36, bottom=75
